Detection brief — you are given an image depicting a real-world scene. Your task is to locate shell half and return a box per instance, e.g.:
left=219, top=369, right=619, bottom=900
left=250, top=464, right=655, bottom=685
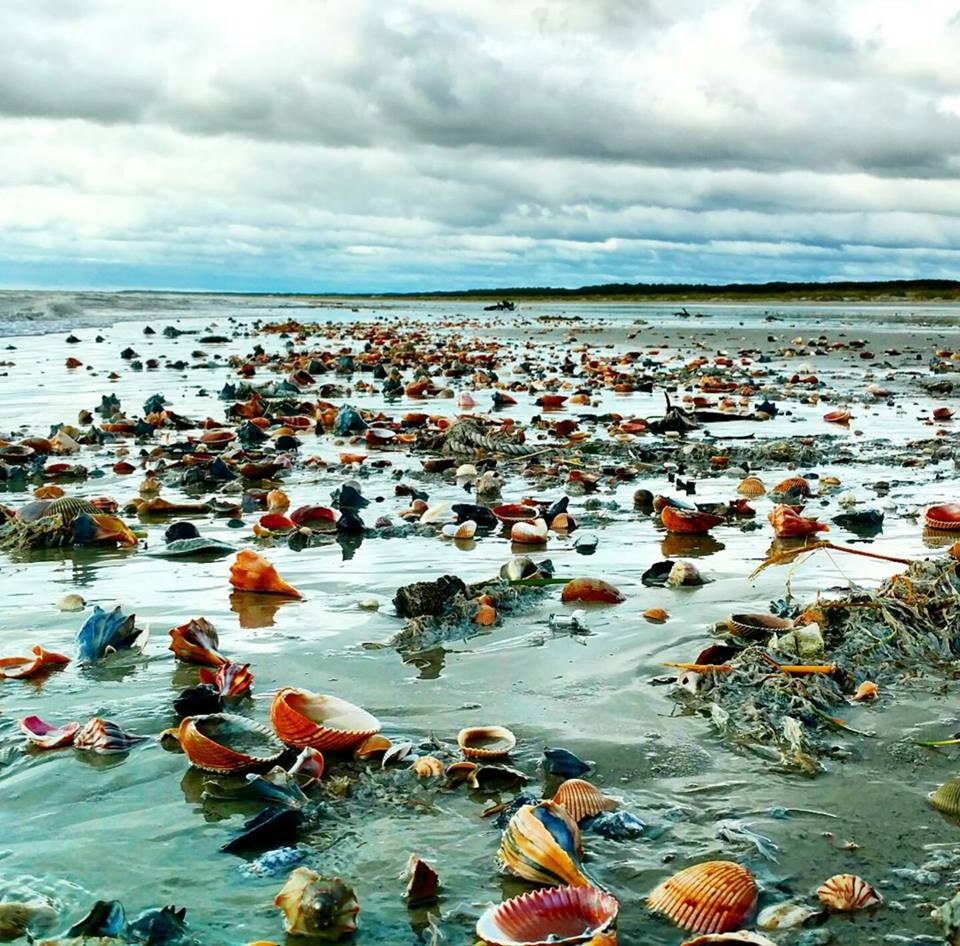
left=647, top=861, right=758, bottom=934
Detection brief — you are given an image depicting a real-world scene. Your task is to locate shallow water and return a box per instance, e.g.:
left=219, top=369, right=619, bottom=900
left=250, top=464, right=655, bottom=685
left=1, top=299, right=960, bottom=944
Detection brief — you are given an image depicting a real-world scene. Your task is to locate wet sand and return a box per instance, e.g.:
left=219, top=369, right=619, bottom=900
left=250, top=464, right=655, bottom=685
left=1, top=300, right=960, bottom=944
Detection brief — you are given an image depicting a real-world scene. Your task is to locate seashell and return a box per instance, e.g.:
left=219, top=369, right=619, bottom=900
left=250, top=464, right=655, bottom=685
left=456, top=463, right=478, bottom=480
left=930, top=777, right=960, bottom=817
left=353, top=734, right=392, bottom=760
left=493, top=503, right=539, bottom=524
left=726, top=613, right=794, bottom=640
left=229, top=550, right=302, bottom=597
left=168, top=617, right=228, bottom=668
left=222, top=805, right=303, bottom=854
left=933, top=406, right=955, bottom=420
left=501, top=556, right=539, bottom=582
left=647, top=860, right=758, bottom=934
left=411, top=755, right=444, bottom=778
left=666, top=561, right=705, bottom=587
left=202, top=766, right=307, bottom=809
left=643, top=607, right=668, bottom=622
left=736, top=477, right=765, bottom=497
left=816, top=874, right=881, bottom=911
left=450, top=519, right=477, bottom=540
left=288, top=747, right=325, bottom=785
left=757, top=900, right=821, bottom=930
left=274, top=868, right=360, bottom=939
left=71, top=512, right=138, bottom=547
left=403, top=854, right=440, bottom=906
left=924, top=503, right=960, bottom=531
left=544, top=747, right=591, bottom=778
left=498, top=801, right=591, bottom=888
left=0, top=645, right=70, bottom=679
left=290, top=505, right=336, bottom=527
left=58, top=593, right=86, bottom=612
left=771, top=476, right=810, bottom=498
left=0, top=899, right=58, bottom=940
left=552, top=779, right=617, bottom=824
left=512, top=519, right=548, bottom=544
left=74, top=717, right=148, bottom=753
left=680, top=934, right=777, bottom=946
left=853, top=680, right=878, bottom=702
left=445, top=760, right=480, bottom=788
left=661, top=506, right=724, bottom=535
left=270, top=687, right=381, bottom=751
left=459, top=726, right=517, bottom=759
left=199, top=660, right=254, bottom=698
left=823, top=410, right=850, bottom=424
left=177, top=713, right=285, bottom=773
left=381, top=741, right=415, bottom=767
left=267, top=489, right=290, bottom=512
left=420, top=502, right=451, bottom=525
left=258, top=513, right=295, bottom=532
left=365, top=426, right=396, bottom=447
left=19, top=715, right=80, bottom=749
left=76, top=605, right=145, bottom=661
left=560, top=578, right=624, bottom=604
left=769, top=505, right=828, bottom=538
left=476, top=885, right=619, bottom=946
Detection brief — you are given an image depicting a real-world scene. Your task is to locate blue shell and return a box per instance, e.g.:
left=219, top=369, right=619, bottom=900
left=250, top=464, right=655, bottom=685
left=66, top=900, right=127, bottom=937
left=543, top=746, right=591, bottom=778
left=76, top=604, right=139, bottom=661
left=334, top=405, right=365, bottom=436
left=240, top=846, right=306, bottom=878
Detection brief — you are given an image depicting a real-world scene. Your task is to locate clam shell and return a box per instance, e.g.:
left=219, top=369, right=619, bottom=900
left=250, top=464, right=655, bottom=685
left=661, top=506, right=724, bottom=535
left=816, top=874, right=881, bottom=911
left=270, top=688, right=381, bottom=751
left=512, top=519, right=548, bottom=544
left=498, top=801, right=590, bottom=888
left=930, top=777, right=960, bottom=817
left=476, top=885, right=619, bottom=946
left=178, top=713, right=284, bottom=773
left=647, top=860, right=758, bottom=934
left=771, top=476, right=811, bottom=498
left=353, top=734, right=392, bottom=760
left=736, top=477, right=766, bottom=497
left=458, top=725, right=517, bottom=759
left=560, top=578, right=624, bottom=604
left=924, top=503, right=960, bottom=531
left=725, top=613, right=794, bottom=640
left=552, top=779, right=617, bottom=824
left=455, top=519, right=478, bottom=540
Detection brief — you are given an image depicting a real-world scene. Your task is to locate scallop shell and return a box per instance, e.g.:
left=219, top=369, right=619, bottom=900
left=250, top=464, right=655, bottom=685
left=177, top=713, right=284, bottom=773
left=512, top=519, right=548, bottom=544
left=924, top=503, right=960, bottom=531
left=403, top=854, right=440, bottom=906
left=680, top=934, right=777, bottom=946
left=552, top=779, right=617, bottom=824
left=458, top=726, right=517, bottom=759
left=476, top=885, right=619, bottom=946
left=725, top=613, right=794, bottom=640
left=498, top=801, right=591, bottom=888
left=661, top=506, right=724, bottom=535
left=74, top=717, right=148, bottom=753
left=274, top=868, right=360, bottom=939
left=270, top=687, right=381, bottom=751
left=229, top=550, right=302, bottom=598
left=647, top=861, right=758, bottom=934
left=929, top=777, right=960, bottom=817
left=560, top=578, right=624, bottom=604
left=168, top=617, right=227, bottom=668
left=736, top=477, right=766, bottom=497
left=19, top=715, right=80, bottom=749
left=816, top=874, right=881, bottom=911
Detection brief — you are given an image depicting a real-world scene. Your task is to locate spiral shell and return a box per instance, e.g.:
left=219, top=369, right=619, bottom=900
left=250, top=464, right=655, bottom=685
left=168, top=617, right=227, bottom=668
left=498, top=801, right=590, bottom=888
left=661, top=506, right=724, bottom=535
left=458, top=726, right=517, bottom=760
left=476, top=885, right=619, bottom=946
left=274, top=868, right=360, bottom=939
left=816, top=874, right=881, bottom=911
left=177, top=713, right=284, bottom=773
left=270, top=687, right=381, bottom=751
left=411, top=756, right=444, bottom=778
left=74, top=717, right=147, bottom=753
left=647, top=861, right=758, bottom=934
left=552, top=779, right=617, bottom=824
left=198, top=661, right=254, bottom=698
left=229, top=550, right=302, bottom=598
left=924, top=503, right=960, bottom=531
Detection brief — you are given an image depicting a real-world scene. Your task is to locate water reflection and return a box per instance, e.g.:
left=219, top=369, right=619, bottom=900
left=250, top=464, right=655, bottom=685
left=402, top=646, right=447, bottom=680
left=229, top=590, right=298, bottom=629
left=660, top=532, right=726, bottom=559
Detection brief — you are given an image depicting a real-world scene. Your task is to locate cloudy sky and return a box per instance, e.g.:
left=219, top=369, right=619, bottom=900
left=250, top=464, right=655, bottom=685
left=2, top=0, right=960, bottom=292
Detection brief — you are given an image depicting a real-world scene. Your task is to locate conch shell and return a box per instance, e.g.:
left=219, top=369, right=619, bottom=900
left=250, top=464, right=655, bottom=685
left=74, top=717, right=148, bottom=753
left=229, top=550, right=301, bottom=598
left=198, top=661, right=254, bottom=698
left=498, top=801, right=591, bottom=888
left=0, top=645, right=70, bottom=679
left=274, top=868, right=360, bottom=939
left=769, top=505, right=828, bottom=538
left=168, top=618, right=227, bottom=667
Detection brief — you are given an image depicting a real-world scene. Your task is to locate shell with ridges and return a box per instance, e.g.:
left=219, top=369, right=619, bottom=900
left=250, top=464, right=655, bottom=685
left=552, top=779, right=617, bottom=824
left=198, top=661, right=254, bottom=698
left=924, top=503, right=960, bottom=531
left=736, top=477, right=765, bottom=497
left=816, top=874, right=881, bottom=911
left=177, top=713, right=284, bottom=773
left=74, top=717, right=147, bottom=753
left=271, top=687, right=381, bottom=751
left=647, top=860, right=758, bottom=934
left=411, top=756, right=444, bottom=778
left=458, top=725, right=517, bottom=759
left=498, top=801, right=590, bottom=888
left=930, top=777, right=960, bottom=817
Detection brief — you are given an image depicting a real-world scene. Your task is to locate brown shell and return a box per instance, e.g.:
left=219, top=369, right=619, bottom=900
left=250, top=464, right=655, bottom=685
left=511, top=520, right=548, bottom=544
left=552, top=779, right=617, bottom=824
left=816, top=874, right=881, bottom=911
left=560, top=578, right=625, bottom=605
left=771, top=477, right=811, bottom=498
left=403, top=854, right=440, bottom=905
left=177, top=713, right=284, bottom=774
left=353, top=734, right=392, bottom=760
left=725, top=613, right=794, bottom=640
left=736, top=477, right=766, bottom=497
left=168, top=617, right=228, bottom=668
left=270, top=687, right=381, bottom=751
left=498, top=802, right=590, bottom=889
left=924, top=503, right=960, bottom=531
left=74, top=717, right=147, bottom=753
left=661, top=506, right=724, bottom=535
left=493, top=503, right=539, bottom=524
left=458, top=725, right=517, bottom=759
left=647, top=860, right=758, bottom=934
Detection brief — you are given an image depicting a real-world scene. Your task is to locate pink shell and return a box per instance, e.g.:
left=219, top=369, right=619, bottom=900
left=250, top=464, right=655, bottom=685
left=19, top=715, right=80, bottom=749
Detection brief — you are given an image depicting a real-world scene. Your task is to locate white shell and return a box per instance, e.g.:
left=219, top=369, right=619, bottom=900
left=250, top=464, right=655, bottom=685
left=757, top=901, right=820, bottom=929
left=58, top=593, right=86, bottom=612
left=455, top=463, right=478, bottom=480
left=455, top=520, right=477, bottom=540
left=420, top=503, right=451, bottom=525
left=511, top=519, right=548, bottom=544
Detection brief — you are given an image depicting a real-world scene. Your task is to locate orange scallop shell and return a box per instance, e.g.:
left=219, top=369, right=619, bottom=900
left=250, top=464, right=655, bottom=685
left=229, top=550, right=302, bottom=598
left=552, top=779, right=617, bottom=824
left=924, top=504, right=960, bottom=531
left=661, top=506, right=724, bottom=535
left=768, top=505, right=828, bottom=538
left=177, top=713, right=284, bottom=774
left=561, top=578, right=625, bottom=604
left=736, top=477, right=766, bottom=497
left=270, top=687, right=381, bottom=751
left=771, top=477, right=810, bottom=498
left=816, top=874, right=881, bottom=911
left=647, top=860, right=758, bottom=934
left=458, top=725, right=517, bottom=759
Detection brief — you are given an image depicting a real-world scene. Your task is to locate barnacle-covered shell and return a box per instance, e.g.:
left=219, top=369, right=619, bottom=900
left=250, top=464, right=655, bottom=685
left=274, top=868, right=360, bottom=939
left=769, top=505, right=828, bottom=538
left=816, top=874, right=881, bottom=911
left=198, top=661, right=254, bottom=698
left=270, top=688, right=381, bottom=751
left=661, top=506, right=724, bottom=535
left=177, top=713, right=284, bottom=773
left=229, top=550, right=302, bottom=597
left=476, top=885, right=619, bottom=946
left=19, top=715, right=80, bottom=749
left=458, top=726, right=517, bottom=760
left=647, top=861, right=758, bottom=934
left=403, top=854, right=439, bottom=906
left=924, top=503, right=960, bottom=531
left=552, top=779, right=617, bottom=824
left=560, top=578, right=624, bottom=605
left=736, top=477, right=766, bottom=497
left=168, top=617, right=227, bottom=668
left=498, top=801, right=591, bottom=888
left=74, top=717, right=148, bottom=753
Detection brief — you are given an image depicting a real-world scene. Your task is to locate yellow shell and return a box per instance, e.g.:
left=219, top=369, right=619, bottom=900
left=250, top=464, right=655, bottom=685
left=411, top=756, right=444, bottom=778
left=816, top=874, right=881, bottom=911
left=552, top=779, right=617, bottom=824
left=736, top=477, right=766, bottom=497
left=648, top=861, right=758, bottom=934
left=930, top=777, right=960, bottom=817
left=498, top=801, right=591, bottom=888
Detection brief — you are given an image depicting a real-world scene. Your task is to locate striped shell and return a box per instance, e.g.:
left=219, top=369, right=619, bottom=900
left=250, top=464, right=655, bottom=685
left=929, top=777, right=960, bottom=817
left=411, top=756, right=444, bottom=778
left=725, top=613, right=794, bottom=640
left=458, top=725, right=517, bottom=760
left=498, top=801, right=591, bottom=888
left=199, top=661, right=254, bottom=698
left=270, top=687, right=381, bottom=751
left=178, top=713, right=284, bottom=773
left=476, top=885, right=619, bottom=946
left=736, top=477, right=766, bottom=497
left=168, top=617, right=227, bottom=668
left=771, top=477, right=811, bottom=498
left=74, top=717, right=147, bottom=753
left=680, top=934, right=777, bottom=946
left=647, top=861, right=758, bottom=934
left=661, top=506, right=724, bottom=535
left=274, top=868, right=360, bottom=939
left=924, top=504, right=960, bottom=531
left=42, top=497, right=99, bottom=522
left=552, top=779, right=617, bottom=824
left=816, top=874, right=881, bottom=911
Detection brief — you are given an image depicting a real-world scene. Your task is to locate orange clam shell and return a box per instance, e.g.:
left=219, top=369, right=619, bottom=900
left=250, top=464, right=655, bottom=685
left=771, top=476, right=811, bottom=497
left=270, top=687, right=381, bottom=751
left=924, top=503, right=960, bottom=531
left=177, top=713, right=284, bottom=774
left=648, top=860, right=758, bottom=934
left=661, top=506, right=724, bottom=534
left=458, top=725, right=516, bottom=759
left=552, top=779, right=617, bottom=824
left=561, top=578, right=625, bottom=605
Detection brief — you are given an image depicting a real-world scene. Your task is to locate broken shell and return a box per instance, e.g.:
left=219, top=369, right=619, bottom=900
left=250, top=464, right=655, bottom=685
left=168, top=617, right=227, bottom=668
left=757, top=900, right=821, bottom=930
left=74, top=717, right=148, bottom=753
left=512, top=519, right=548, bottom=544
left=666, top=561, right=704, bottom=587
left=647, top=860, right=758, bottom=934
left=924, top=504, right=960, bottom=531
left=411, top=756, right=444, bottom=778
left=177, top=713, right=284, bottom=773
left=476, top=885, right=619, bottom=946
left=816, top=874, right=881, bottom=911
left=0, top=645, right=70, bottom=680
left=552, top=779, right=617, bottom=824
left=661, top=506, right=724, bottom=535
left=229, top=550, right=302, bottom=597
left=680, top=934, right=777, bottom=946
left=561, top=578, right=624, bottom=604
left=274, top=868, right=360, bottom=939
left=459, top=726, right=517, bottom=759
left=498, top=801, right=591, bottom=888
left=736, top=477, right=766, bottom=497
left=19, top=715, right=80, bottom=749
left=853, top=680, right=878, bottom=702
left=769, top=505, right=828, bottom=538
left=403, top=855, right=440, bottom=906
left=270, top=687, right=381, bottom=751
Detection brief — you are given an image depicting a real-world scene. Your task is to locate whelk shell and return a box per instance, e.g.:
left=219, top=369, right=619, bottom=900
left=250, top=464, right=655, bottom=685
left=270, top=687, right=381, bottom=751
left=647, top=860, right=758, bottom=934
left=816, top=873, right=881, bottom=911
left=498, top=801, right=591, bottom=888
left=476, top=885, right=619, bottom=946
left=769, top=505, right=828, bottom=538
left=552, top=779, right=617, bottom=824
left=198, top=661, right=254, bottom=698
left=74, top=717, right=147, bottom=753
left=177, top=713, right=284, bottom=774
left=274, top=868, right=360, bottom=939
left=229, top=550, right=302, bottom=598
left=661, top=506, right=724, bottom=535
left=168, top=617, right=227, bottom=668
left=458, top=725, right=517, bottom=759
